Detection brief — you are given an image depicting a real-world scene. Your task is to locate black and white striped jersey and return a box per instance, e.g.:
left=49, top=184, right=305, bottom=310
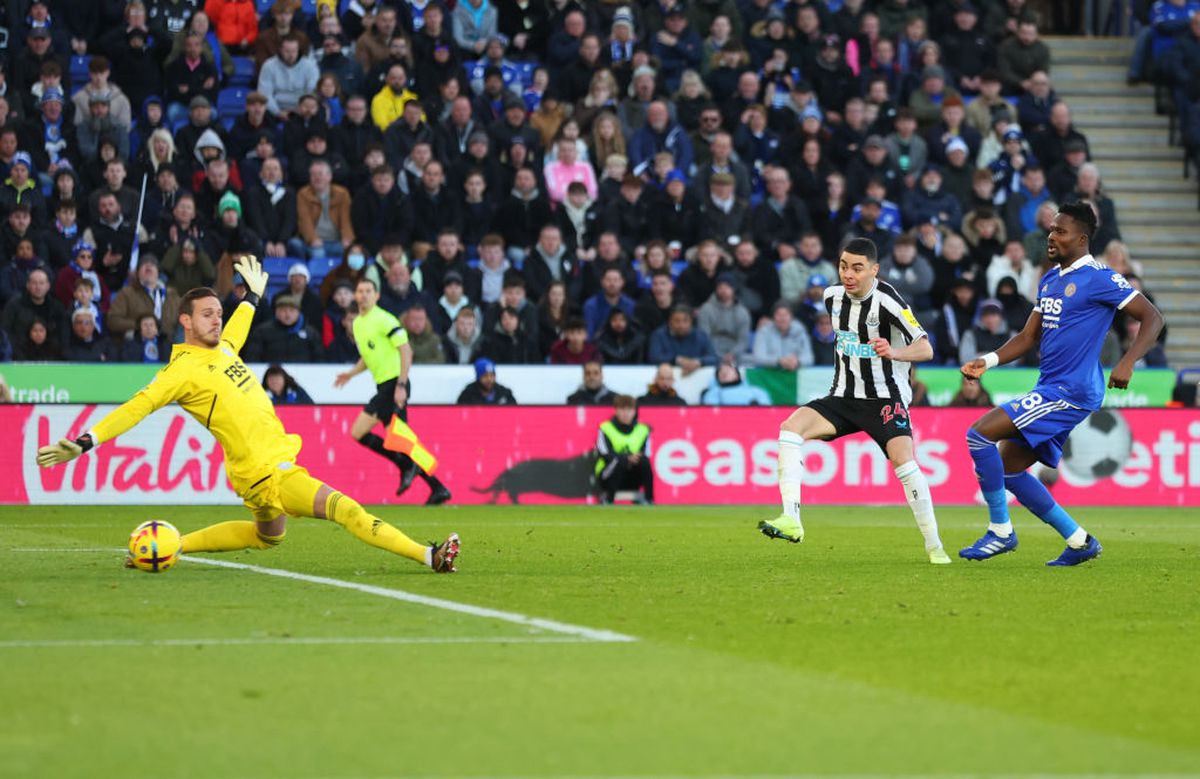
left=823, top=279, right=927, bottom=406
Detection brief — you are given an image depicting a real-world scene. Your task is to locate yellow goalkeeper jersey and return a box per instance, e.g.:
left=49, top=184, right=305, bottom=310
left=89, top=301, right=301, bottom=495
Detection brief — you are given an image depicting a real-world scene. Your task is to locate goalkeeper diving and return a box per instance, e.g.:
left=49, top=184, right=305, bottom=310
left=36, top=256, right=460, bottom=572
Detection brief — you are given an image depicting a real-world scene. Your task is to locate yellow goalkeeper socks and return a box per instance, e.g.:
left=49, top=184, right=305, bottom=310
left=181, top=521, right=283, bottom=553
left=325, top=491, right=429, bottom=565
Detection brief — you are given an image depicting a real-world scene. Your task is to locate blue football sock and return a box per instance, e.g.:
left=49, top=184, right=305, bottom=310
left=1004, top=472, right=1081, bottom=540
left=966, top=429, right=1009, bottom=526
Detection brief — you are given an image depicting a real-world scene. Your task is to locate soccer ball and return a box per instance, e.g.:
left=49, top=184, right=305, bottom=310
left=1062, top=409, right=1132, bottom=480
left=127, top=520, right=183, bottom=573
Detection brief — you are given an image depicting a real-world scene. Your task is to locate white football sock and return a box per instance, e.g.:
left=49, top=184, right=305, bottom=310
left=1066, top=527, right=1088, bottom=548
left=988, top=522, right=1013, bottom=538
left=894, top=460, right=942, bottom=551
left=778, top=430, right=805, bottom=521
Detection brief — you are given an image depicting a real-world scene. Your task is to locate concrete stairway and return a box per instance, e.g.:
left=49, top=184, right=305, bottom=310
left=1047, top=35, right=1200, bottom=368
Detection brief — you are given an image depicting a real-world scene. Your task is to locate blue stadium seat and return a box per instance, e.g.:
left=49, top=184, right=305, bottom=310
left=308, top=257, right=340, bottom=284
left=671, top=260, right=687, bottom=277
left=217, top=87, right=248, bottom=122
left=69, top=55, right=91, bottom=85
left=256, top=0, right=274, bottom=15
left=516, top=62, right=538, bottom=88
left=229, top=57, right=255, bottom=88
left=266, top=280, right=288, bottom=301
left=300, top=0, right=318, bottom=17
left=263, top=257, right=294, bottom=279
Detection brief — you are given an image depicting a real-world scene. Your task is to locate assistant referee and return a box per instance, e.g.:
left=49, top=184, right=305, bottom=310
left=334, top=277, right=451, bottom=504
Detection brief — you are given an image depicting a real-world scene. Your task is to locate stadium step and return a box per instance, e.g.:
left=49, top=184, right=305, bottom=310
left=1085, top=127, right=1174, bottom=147
left=1049, top=63, right=1130, bottom=82
left=1168, top=350, right=1200, bottom=366
left=1052, top=95, right=1157, bottom=113
left=1165, top=314, right=1200, bottom=329
left=1119, top=209, right=1200, bottom=226
left=1043, top=35, right=1133, bottom=51
left=1055, top=81, right=1155, bottom=97
left=1120, top=227, right=1200, bottom=248
left=1103, top=176, right=1195, bottom=194
left=1069, top=112, right=1168, bottom=130
left=1110, top=192, right=1200, bottom=211
left=1095, top=159, right=1187, bottom=178
left=1088, top=144, right=1183, bottom=162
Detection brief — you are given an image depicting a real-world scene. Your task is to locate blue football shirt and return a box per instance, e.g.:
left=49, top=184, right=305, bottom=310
left=1034, top=254, right=1139, bottom=410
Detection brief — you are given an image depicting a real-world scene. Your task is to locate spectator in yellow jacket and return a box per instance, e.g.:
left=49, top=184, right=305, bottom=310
left=370, top=64, right=419, bottom=131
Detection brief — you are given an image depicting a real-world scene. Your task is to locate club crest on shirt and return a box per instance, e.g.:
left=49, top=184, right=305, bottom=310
left=866, top=313, right=879, bottom=327
left=1064, top=283, right=1077, bottom=297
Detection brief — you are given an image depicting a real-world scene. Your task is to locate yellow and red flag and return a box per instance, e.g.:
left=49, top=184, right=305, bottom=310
left=382, top=415, right=438, bottom=474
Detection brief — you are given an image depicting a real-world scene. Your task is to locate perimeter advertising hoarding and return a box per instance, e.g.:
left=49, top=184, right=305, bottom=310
left=1, top=405, right=1196, bottom=506
left=0, top=364, right=1177, bottom=407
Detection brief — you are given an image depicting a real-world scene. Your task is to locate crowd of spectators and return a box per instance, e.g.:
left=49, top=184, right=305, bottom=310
left=1127, top=1, right=1200, bottom=164
left=0, top=0, right=1164, bottom=377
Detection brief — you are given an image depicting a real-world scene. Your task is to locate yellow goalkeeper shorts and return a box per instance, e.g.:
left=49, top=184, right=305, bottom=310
left=242, top=463, right=325, bottom=523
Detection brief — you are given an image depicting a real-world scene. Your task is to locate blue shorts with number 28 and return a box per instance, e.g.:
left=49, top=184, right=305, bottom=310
left=1000, top=385, right=1091, bottom=468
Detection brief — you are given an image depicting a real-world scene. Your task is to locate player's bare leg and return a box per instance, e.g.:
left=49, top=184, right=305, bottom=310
left=884, top=437, right=949, bottom=564
left=311, top=484, right=459, bottom=572
left=759, top=407, right=838, bottom=543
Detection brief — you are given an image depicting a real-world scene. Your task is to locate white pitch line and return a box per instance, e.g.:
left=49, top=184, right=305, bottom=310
left=9, top=547, right=116, bottom=552
left=8, top=548, right=637, bottom=643
left=0, top=635, right=596, bottom=649
left=183, top=556, right=638, bottom=643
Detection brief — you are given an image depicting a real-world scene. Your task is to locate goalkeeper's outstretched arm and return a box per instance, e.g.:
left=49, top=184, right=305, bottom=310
left=36, top=370, right=182, bottom=467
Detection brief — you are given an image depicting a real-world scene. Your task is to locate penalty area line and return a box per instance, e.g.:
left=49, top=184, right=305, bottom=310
left=183, top=556, right=638, bottom=644
left=0, top=635, right=599, bottom=649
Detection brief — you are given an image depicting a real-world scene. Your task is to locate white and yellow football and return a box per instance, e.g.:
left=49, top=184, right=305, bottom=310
left=127, top=520, right=183, bottom=573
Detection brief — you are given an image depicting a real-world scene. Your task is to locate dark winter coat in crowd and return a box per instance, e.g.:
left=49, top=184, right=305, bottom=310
left=243, top=318, right=325, bottom=363
left=242, top=183, right=298, bottom=247
left=351, top=185, right=412, bottom=254
left=495, top=190, right=553, bottom=252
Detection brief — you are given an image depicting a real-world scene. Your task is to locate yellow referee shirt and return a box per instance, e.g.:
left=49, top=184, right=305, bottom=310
left=351, top=304, right=408, bottom=384
left=88, top=301, right=302, bottom=495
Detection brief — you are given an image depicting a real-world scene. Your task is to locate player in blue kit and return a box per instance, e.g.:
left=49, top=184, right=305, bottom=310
left=958, top=202, right=1164, bottom=566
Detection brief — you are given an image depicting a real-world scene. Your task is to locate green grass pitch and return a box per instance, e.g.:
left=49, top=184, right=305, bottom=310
left=2, top=504, right=1198, bottom=778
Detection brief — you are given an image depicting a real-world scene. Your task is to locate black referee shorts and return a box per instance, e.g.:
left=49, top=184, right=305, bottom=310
left=804, top=396, right=912, bottom=450
left=364, top=378, right=411, bottom=422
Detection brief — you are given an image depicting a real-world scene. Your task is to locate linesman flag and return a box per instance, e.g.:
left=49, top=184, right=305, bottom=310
left=383, top=415, right=438, bottom=474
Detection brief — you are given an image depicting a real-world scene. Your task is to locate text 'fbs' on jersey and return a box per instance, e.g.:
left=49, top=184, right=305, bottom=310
left=1033, top=254, right=1139, bottom=410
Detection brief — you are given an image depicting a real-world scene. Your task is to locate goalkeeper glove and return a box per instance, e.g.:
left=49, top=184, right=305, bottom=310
left=36, top=434, right=94, bottom=468
left=233, top=254, right=268, bottom=306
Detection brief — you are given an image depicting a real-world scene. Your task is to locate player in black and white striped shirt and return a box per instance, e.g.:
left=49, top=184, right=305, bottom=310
left=759, top=238, right=951, bottom=564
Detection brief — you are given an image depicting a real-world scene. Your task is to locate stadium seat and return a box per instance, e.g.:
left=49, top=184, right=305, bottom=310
left=217, top=88, right=248, bottom=122
left=263, top=257, right=294, bottom=279
left=256, top=0, right=274, bottom=15
left=69, top=55, right=91, bottom=86
left=516, top=62, right=538, bottom=88
left=308, top=257, right=340, bottom=284
left=671, top=260, right=687, bottom=277
left=229, top=57, right=255, bottom=88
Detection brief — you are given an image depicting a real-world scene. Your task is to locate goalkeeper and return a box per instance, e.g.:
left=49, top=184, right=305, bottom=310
left=36, top=257, right=459, bottom=572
